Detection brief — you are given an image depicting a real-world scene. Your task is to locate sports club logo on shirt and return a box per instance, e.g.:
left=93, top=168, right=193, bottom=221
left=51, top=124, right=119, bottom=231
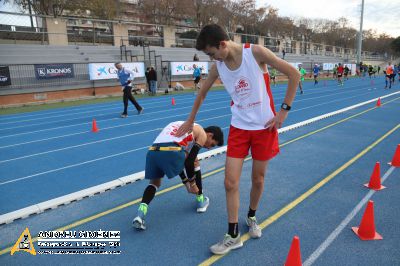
left=234, top=77, right=251, bottom=100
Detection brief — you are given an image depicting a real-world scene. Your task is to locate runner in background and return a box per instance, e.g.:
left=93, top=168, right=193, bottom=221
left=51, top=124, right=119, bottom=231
left=337, top=63, right=344, bottom=86
left=313, top=64, right=319, bottom=86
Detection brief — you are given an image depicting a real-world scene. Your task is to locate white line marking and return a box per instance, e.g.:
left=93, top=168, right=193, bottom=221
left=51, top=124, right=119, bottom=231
left=303, top=166, right=396, bottom=266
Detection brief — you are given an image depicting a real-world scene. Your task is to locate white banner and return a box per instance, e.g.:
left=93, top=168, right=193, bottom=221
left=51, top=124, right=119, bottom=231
left=323, top=63, right=340, bottom=71
left=170, top=62, right=209, bottom=76
left=88, top=62, right=145, bottom=80
left=344, top=63, right=357, bottom=76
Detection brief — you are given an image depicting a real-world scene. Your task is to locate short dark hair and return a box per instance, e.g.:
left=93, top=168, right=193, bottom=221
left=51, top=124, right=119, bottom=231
left=196, top=24, right=230, bottom=51
left=205, top=126, right=224, bottom=146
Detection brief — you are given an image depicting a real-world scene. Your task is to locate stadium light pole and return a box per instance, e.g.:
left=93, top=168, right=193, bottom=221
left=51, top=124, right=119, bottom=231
left=356, top=0, right=364, bottom=66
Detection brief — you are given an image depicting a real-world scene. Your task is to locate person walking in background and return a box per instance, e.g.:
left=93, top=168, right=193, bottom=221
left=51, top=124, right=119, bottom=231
left=312, top=64, right=319, bottom=86
left=175, top=24, right=299, bottom=255
left=337, top=63, right=344, bottom=86
left=145, top=67, right=151, bottom=94
left=270, top=68, right=277, bottom=86
left=282, top=49, right=286, bottom=60
left=115, top=63, right=143, bottom=118
left=148, top=67, right=157, bottom=96
left=298, top=64, right=306, bottom=94
left=344, top=65, right=350, bottom=80
left=384, top=62, right=393, bottom=89
left=333, top=64, right=338, bottom=80
left=193, top=64, right=202, bottom=93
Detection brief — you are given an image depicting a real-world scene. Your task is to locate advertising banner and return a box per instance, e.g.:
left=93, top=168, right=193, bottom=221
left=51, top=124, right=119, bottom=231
left=88, top=62, right=145, bottom=80
left=0, top=66, right=11, bottom=86
left=34, top=64, right=74, bottom=79
left=344, top=63, right=357, bottom=75
left=170, top=62, right=209, bottom=76
left=323, top=63, right=339, bottom=71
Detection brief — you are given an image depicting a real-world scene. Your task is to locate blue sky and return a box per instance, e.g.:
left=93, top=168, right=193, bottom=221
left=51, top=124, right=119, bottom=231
left=256, top=0, right=399, bottom=37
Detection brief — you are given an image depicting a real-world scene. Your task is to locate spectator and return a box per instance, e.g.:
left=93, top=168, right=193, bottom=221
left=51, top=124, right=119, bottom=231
left=193, top=53, right=199, bottom=61
left=145, top=67, right=151, bottom=94
left=148, top=67, right=157, bottom=96
left=282, top=49, right=286, bottom=59
left=193, top=64, right=202, bottom=93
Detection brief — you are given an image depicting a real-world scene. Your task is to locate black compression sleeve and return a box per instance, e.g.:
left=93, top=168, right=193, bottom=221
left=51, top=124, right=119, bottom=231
left=184, top=143, right=202, bottom=179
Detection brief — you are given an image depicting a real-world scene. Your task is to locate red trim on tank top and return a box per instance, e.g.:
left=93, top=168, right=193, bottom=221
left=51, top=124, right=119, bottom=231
left=263, top=72, right=276, bottom=115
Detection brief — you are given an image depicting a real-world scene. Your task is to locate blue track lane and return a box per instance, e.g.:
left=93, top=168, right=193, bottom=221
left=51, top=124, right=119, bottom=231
left=0, top=84, right=399, bottom=265
left=0, top=76, right=398, bottom=217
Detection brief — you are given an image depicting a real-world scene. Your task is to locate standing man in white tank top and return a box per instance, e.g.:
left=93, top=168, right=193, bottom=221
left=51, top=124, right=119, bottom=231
left=175, top=24, right=300, bottom=255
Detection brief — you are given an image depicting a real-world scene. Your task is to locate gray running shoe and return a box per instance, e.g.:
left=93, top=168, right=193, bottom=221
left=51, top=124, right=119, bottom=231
left=132, top=203, right=147, bottom=230
left=138, top=108, right=144, bottom=115
left=246, top=216, right=262, bottom=238
left=210, top=234, right=243, bottom=255
left=196, top=195, right=209, bottom=213
left=120, top=113, right=128, bottom=118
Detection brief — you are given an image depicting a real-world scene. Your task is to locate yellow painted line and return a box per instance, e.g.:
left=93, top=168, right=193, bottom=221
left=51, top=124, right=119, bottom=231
left=199, top=123, right=400, bottom=266
left=1, top=96, right=398, bottom=256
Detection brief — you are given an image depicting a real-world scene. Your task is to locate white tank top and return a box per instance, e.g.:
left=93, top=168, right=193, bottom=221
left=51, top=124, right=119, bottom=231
left=216, top=44, right=276, bottom=130
left=153, top=121, right=196, bottom=152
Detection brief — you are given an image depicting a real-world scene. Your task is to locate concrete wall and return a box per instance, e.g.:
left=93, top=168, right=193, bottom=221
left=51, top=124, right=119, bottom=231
left=112, top=23, right=129, bottom=46
left=163, top=26, right=176, bottom=48
left=46, top=17, right=68, bottom=46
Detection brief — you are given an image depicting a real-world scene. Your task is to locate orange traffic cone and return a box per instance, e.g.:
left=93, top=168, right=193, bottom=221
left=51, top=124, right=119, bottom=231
left=364, top=162, right=385, bottom=190
left=388, top=144, right=400, bottom=167
left=352, top=200, right=382, bottom=240
left=92, top=119, right=99, bottom=132
left=376, top=98, right=381, bottom=107
left=284, top=236, right=302, bottom=266
left=171, top=97, right=176, bottom=106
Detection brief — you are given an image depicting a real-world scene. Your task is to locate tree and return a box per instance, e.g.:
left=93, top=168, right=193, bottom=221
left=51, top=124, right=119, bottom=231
left=390, top=37, right=400, bottom=55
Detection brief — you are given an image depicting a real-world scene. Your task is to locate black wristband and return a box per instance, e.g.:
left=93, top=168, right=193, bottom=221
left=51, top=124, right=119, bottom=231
left=281, top=103, right=291, bottom=111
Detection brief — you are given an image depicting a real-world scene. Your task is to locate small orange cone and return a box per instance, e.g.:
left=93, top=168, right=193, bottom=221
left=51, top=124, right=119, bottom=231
left=388, top=144, right=400, bottom=167
left=364, top=162, right=386, bottom=190
left=92, top=119, right=99, bottom=132
left=376, top=98, right=381, bottom=107
left=171, top=97, right=176, bottom=106
left=352, top=200, right=382, bottom=240
left=284, top=236, right=302, bottom=266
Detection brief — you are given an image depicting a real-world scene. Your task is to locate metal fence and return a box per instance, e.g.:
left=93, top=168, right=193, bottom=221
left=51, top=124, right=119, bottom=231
left=0, top=63, right=146, bottom=96
left=0, top=11, right=390, bottom=61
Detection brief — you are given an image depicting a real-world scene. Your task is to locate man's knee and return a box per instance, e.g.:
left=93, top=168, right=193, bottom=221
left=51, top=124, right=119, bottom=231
left=224, top=176, right=239, bottom=192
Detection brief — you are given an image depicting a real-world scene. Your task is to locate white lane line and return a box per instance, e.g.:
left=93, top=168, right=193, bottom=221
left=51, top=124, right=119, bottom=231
left=0, top=93, right=232, bottom=126
left=0, top=128, right=163, bottom=164
left=0, top=84, right=380, bottom=137
left=0, top=82, right=368, bottom=130
left=0, top=146, right=149, bottom=186
left=0, top=105, right=231, bottom=149
left=303, top=166, right=396, bottom=266
left=0, top=95, right=232, bottom=132
left=0, top=89, right=395, bottom=150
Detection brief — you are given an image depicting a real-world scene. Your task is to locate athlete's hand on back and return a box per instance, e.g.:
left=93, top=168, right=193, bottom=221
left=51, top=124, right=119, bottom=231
left=264, top=110, right=288, bottom=131
left=174, top=120, right=194, bottom=137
